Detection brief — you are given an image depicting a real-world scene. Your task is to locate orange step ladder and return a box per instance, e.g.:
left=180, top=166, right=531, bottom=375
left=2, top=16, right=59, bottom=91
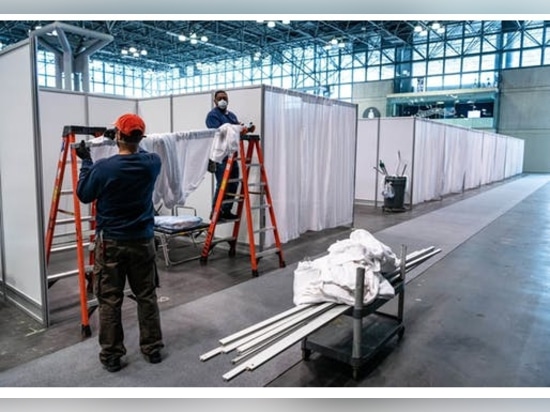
left=200, top=134, right=286, bottom=277
left=45, top=125, right=106, bottom=338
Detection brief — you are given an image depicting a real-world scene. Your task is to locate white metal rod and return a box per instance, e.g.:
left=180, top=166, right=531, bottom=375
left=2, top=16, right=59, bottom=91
left=231, top=321, right=305, bottom=364
left=223, top=305, right=349, bottom=381
left=236, top=302, right=335, bottom=354
left=200, top=305, right=322, bottom=362
left=219, top=303, right=314, bottom=345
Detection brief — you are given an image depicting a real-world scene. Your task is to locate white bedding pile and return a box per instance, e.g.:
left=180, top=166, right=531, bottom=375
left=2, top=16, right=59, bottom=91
left=293, top=229, right=399, bottom=306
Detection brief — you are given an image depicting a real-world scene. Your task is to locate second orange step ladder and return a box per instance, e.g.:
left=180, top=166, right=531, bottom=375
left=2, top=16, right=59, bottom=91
left=200, top=134, right=286, bottom=277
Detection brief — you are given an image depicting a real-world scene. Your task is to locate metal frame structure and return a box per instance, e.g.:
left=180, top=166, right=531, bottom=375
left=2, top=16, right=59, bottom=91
left=2, top=20, right=550, bottom=101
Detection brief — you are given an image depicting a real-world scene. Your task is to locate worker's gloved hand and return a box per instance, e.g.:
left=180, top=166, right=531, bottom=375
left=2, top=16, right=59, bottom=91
left=240, top=122, right=255, bottom=135
left=75, top=140, right=91, bottom=161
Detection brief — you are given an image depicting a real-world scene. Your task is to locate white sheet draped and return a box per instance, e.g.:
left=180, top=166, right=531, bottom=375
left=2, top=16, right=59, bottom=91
left=89, top=129, right=215, bottom=209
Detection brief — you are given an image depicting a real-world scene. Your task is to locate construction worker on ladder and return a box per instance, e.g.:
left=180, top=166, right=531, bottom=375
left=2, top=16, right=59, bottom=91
left=205, top=89, right=254, bottom=220
left=75, top=113, right=164, bottom=373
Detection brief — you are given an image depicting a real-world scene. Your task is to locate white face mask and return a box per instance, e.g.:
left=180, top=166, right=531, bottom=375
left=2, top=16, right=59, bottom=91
left=217, top=99, right=228, bottom=110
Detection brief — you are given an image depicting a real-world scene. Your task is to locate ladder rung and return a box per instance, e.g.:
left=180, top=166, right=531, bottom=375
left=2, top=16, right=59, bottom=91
left=56, top=216, right=94, bottom=225
left=211, top=236, right=237, bottom=245
left=254, top=248, right=281, bottom=259
left=250, top=204, right=270, bottom=211
left=53, top=230, right=95, bottom=238
left=58, top=209, right=75, bottom=216
left=60, top=189, right=73, bottom=195
left=254, top=226, right=275, bottom=234
left=47, top=266, right=93, bottom=282
left=50, top=242, right=92, bottom=253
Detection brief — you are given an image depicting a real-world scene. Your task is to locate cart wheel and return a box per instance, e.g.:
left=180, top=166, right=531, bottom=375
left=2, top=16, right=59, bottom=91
left=81, top=324, right=92, bottom=338
left=302, top=348, right=311, bottom=361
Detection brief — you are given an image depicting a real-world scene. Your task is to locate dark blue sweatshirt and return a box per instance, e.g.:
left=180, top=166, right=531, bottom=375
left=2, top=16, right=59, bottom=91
left=205, top=107, right=239, bottom=128
left=76, top=149, right=161, bottom=240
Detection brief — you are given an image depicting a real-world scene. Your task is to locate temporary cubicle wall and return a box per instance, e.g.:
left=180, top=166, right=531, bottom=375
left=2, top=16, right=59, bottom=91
left=355, top=117, right=524, bottom=207
left=1, top=51, right=358, bottom=326
left=0, top=38, right=48, bottom=323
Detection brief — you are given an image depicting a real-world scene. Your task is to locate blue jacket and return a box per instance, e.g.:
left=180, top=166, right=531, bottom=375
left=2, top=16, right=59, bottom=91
left=205, top=107, right=240, bottom=128
left=76, top=149, right=161, bottom=240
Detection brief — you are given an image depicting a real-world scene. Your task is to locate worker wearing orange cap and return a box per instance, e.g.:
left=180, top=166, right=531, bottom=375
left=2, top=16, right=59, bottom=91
left=76, top=113, right=164, bottom=373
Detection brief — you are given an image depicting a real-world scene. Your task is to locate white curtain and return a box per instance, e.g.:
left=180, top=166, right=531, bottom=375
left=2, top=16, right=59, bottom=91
left=463, top=130, right=485, bottom=190
left=263, top=88, right=356, bottom=244
left=442, top=126, right=469, bottom=194
left=412, top=120, right=446, bottom=203
left=505, top=137, right=525, bottom=177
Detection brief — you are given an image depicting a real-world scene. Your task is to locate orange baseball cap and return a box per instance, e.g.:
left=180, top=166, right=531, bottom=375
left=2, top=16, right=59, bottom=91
left=114, top=113, right=146, bottom=137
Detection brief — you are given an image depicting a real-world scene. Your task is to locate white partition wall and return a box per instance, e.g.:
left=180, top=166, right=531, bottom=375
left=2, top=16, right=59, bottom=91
left=355, top=119, right=380, bottom=204
left=0, top=39, right=48, bottom=323
left=138, top=97, right=172, bottom=134
left=354, top=117, right=524, bottom=206
left=88, top=95, right=137, bottom=127
left=39, top=90, right=87, bottom=236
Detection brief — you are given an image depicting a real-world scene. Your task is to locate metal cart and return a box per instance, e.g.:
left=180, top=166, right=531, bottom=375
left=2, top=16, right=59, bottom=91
left=301, top=246, right=407, bottom=380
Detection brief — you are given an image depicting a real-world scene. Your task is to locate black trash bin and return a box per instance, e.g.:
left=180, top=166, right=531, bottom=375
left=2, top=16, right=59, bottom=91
left=383, top=176, right=407, bottom=212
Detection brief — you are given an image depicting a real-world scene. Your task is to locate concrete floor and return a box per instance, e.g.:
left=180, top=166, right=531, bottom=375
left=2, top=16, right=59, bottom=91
left=2, top=174, right=550, bottom=389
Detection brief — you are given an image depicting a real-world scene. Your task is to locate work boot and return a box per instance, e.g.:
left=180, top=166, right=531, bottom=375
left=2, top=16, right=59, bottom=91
left=101, top=357, right=122, bottom=373
left=144, top=351, right=162, bottom=364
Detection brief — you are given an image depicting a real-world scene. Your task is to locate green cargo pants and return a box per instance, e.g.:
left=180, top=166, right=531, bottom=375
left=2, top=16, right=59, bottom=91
left=93, top=236, right=164, bottom=364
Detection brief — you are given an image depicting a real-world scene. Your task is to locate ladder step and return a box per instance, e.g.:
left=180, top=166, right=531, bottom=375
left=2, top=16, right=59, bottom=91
left=250, top=204, right=270, bottom=211
left=56, top=216, right=94, bottom=225
left=254, top=248, right=282, bottom=259
left=47, top=266, right=93, bottom=282
left=60, top=189, right=73, bottom=195
left=51, top=241, right=92, bottom=253
left=254, top=226, right=275, bottom=234
left=211, top=236, right=236, bottom=245
left=53, top=230, right=95, bottom=238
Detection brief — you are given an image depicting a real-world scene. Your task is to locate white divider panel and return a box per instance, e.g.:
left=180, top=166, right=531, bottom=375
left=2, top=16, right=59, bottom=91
left=138, top=97, right=172, bottom=134
left=378, top=118, right=415, bottom=204
left=39, top=90, right=87, bottom=232
left=171, top=92, right=214, bottom=220
left=88, top=95, right=137, bottom=127
left=0, top=40, right=47, bottom=323
left=224, top=86, right=263, bottom=130
left=355, top=119, right=380, bottom=203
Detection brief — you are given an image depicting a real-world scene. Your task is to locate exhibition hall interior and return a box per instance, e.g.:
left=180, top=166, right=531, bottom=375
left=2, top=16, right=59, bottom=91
left=1, top=19, right=550, bottom=391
